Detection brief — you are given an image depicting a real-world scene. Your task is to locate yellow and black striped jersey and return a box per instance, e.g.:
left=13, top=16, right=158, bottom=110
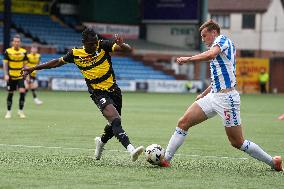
left=3, top=47, right=28, bottom=80
left=60, top=40, right=118, bottom=91
left=27, top=53, right=41, bottom=77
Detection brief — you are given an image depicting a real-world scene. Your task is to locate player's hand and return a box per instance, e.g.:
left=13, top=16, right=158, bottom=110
left=21, top=67, right=34, bottom=78
left=195, top=94, right=204, bottom=101
left=4, top=75, right=9, bottom=81
left=114, top=34, right=124, bottom=46
left=176, top=57, right=190, bottom=65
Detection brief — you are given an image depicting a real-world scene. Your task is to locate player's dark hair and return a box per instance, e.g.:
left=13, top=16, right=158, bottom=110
left=199, top=19, right=220, bottom=34
left=82, top=28, right=98, bottom=43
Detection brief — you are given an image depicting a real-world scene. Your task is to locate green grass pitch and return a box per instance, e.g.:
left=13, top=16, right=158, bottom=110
left=0, top=90, right=283, bottom=188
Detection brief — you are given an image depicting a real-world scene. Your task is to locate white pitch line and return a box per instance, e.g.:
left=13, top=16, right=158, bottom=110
left=0, top=143, right=248, bottom=160
left=0, top=143, right=94, bottom=151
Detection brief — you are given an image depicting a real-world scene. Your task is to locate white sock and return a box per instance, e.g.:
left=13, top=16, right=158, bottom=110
left=240, top=140, right=273, bottom=167
left=127, top=144, right=135, bottom=153
left=164, top=127, right=188, bottom=161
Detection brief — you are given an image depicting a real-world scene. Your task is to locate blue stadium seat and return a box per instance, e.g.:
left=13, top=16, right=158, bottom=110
left=0, top=54, right=174, bottom=80
left=12, top=14, right=82, bottom=50
left=37, top=54, right=175, bottom=80
left=0, top=26, right=33, bottom=44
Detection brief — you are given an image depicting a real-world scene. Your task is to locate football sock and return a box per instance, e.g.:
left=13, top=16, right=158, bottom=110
left=19, top=92, right=26, bottom=110
left=7, top=93, right=13, bottom=111
left=127, top=144, right=135, bottom=153
left=32, top=89, right=37, bottom=98
left=240, top=140, right=273, bottom=167
left=165, top=127, right=188, bottom=161
left=101, top=124, right=114, bottom=143
left=111, top=118, right=131, bottom=149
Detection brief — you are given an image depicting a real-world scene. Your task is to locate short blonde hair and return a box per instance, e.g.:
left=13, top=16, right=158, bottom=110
left=13, top=34, right=21, bottom=40
left=31, top=43, right=38, bottom=48
left=199, top=19, right=220, bottom=34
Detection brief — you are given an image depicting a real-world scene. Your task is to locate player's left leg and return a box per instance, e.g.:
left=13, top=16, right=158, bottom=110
left=92, top=88, right=143, bottom=161
left=110, top=88, right=144, bottom=161
left=30, top=78, right=43, bottom=105
left=98, top=89, right=122, bottom=146
left=102, top=103, right=144, bottom=161
left=225, top=125, right=282, bottom=171
left=18, top=79, right=26, bottom=118
left=219, top=90, right=282, bottom=171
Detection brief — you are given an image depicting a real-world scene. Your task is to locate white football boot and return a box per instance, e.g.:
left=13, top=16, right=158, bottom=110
left=18, top=110, right=26, bottom=118
left=94, top=137, right=105, bottom=160
left=5, top=111, right=12, bottom=119
left=34, top=98, right=43, bottom=105
left=130, top=146, right=144, bottom=162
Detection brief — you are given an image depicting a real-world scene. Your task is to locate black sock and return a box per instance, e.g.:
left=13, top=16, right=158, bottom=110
left=101, top=124, right=114, bottom=143
left=7, top=93, right=13, bottom=111
left=31, top=89, right=37, bottom=98
left=111, top=118, right=131, bottom=149
left=19, top=92, right=26, bottom=110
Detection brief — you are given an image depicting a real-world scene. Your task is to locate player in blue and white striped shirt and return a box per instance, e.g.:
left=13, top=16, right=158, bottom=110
left=160, top=20, right=282, bottom=171
left=209, top=34, right=237, bottom=93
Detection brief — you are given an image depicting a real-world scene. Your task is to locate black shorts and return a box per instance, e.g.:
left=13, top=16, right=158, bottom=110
left=7, top=79, right=25, bottom=91
left=88, top=84, right=122, bottom=115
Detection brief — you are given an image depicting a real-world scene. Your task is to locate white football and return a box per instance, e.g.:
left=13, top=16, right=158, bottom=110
left=145, top=144, right=165, bottom=165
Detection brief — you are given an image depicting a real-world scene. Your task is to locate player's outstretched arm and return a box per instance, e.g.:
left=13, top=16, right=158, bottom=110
left=176, top=45, right=221, bottom=65
left=22, top=58, right=65, bottom=77
left=113, top=34, right=132, bottom=53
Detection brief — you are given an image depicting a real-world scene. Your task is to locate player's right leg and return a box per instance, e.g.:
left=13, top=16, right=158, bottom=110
left=161, top=102, right=209, bottom=166
left=161, top=93, right=216, bottom=167
left=5, top=92, right=14, bottom=119
left=94, top=123, right=113, bottom=160
left=5, top=80, right=16, bottom=119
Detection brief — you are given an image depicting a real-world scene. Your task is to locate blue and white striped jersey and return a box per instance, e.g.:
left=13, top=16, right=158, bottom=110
left=210, top=35, right=237, bottom=93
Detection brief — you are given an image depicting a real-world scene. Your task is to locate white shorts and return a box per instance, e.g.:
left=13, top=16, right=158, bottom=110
left=196, top=90, right=241, bottom=127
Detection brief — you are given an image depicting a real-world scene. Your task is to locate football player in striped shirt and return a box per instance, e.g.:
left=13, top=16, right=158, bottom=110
left=160, top=20, right=282, bottom=171
left=3, top=34, right=28, bottom=119
left=22, top=28, right=144, bottom=162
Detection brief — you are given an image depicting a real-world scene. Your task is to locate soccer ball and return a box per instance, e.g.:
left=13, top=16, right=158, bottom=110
left=145, top=144, right=165, bottom=165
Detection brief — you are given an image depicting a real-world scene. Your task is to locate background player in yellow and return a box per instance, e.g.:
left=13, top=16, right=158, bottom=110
left=22, top=28, right=144, bottom=162
left=25, top=44, right=43, bottom=105
left=3, top=34, right=27, bottom=119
